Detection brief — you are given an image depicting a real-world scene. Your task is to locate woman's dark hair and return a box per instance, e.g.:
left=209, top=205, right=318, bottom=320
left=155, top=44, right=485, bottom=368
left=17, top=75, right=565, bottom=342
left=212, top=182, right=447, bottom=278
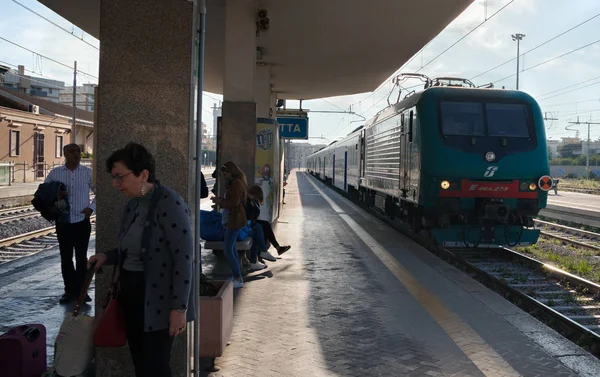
left=105, top=142, right=157, bottom=182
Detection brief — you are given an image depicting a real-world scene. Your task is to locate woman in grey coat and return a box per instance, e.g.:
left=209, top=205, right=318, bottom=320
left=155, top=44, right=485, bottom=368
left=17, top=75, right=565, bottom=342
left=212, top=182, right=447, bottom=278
left=88, top=142, right=195, bottom=377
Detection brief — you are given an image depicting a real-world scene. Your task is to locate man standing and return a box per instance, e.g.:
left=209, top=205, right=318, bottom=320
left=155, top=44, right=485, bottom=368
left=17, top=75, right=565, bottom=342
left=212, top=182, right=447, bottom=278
left=45, top=144, right=96, bottom=304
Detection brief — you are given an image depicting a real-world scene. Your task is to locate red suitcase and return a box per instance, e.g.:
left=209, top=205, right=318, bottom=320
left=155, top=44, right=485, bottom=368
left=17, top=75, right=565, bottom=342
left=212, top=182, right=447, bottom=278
left=0, top=324, right=47, bottom=377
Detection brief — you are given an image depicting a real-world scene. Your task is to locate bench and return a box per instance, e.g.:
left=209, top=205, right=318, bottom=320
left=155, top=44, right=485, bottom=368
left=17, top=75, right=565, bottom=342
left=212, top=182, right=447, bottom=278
left=204, top=238, right=254, bottom=275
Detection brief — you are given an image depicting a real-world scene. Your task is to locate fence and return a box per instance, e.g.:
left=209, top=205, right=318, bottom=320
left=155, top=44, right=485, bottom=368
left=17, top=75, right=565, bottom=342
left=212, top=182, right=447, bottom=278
left=0, top=160, right=93, bottom=185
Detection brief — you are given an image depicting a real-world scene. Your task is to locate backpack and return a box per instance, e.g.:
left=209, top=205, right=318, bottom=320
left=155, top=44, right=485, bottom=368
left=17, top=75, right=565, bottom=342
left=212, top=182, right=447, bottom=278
left=246, top=197, right=261, bottom=222
left=31, top=181, right=70, bottom=223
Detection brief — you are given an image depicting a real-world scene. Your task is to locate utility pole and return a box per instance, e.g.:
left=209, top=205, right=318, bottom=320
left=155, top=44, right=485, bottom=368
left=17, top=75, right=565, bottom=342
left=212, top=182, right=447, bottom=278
left=511, top=33, right=525, bottom=90
left=71, top=61, right=77, bottom=144
left=567, top=116, right=600, bottom=179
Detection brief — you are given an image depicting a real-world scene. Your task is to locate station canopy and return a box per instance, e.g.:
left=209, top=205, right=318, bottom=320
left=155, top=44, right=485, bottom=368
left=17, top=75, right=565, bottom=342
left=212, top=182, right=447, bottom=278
left=38, top=0, right=472, bottom=99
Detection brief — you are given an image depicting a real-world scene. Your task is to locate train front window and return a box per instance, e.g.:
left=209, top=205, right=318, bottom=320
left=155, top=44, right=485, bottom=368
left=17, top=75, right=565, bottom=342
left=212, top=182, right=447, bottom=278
left=486, top=103, right=530, bottom=138
left=440, top=101, right=531, bottom=138
left=440, top=102, right=485, bottom=136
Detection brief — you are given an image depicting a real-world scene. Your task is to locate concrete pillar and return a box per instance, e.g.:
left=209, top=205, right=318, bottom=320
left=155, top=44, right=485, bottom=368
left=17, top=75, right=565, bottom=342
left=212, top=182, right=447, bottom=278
left=221, top=0, right=256, bottom=184
left=254, top=64, right=272, bottom=118
left=95, top=1, right=195, bottom=376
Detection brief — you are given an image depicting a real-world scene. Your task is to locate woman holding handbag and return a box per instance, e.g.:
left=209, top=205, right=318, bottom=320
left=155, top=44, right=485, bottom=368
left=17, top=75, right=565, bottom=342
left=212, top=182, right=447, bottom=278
left=87, top=143, right=195, bottom=377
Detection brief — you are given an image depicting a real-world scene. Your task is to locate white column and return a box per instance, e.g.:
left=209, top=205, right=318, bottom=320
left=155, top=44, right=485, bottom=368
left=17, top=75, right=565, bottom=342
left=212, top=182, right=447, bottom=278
left=223, top=0, right=256, bottom=102
left=254, top=64, right=271, bottom=118
left=220, top=0, right=258, bottom=184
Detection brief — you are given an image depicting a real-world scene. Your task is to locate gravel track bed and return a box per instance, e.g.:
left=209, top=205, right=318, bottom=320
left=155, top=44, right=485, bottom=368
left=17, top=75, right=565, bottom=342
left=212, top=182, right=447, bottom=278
left=0, top=217, right=53, bottom=239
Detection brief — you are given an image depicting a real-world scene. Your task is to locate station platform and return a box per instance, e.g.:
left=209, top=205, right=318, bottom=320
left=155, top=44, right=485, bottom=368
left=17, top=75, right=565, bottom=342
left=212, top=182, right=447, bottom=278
left=543, top=191, right=600, bottom=227
left=547, top=191, right=600, bottom=213
left=1, top=171, right=600, bottom=376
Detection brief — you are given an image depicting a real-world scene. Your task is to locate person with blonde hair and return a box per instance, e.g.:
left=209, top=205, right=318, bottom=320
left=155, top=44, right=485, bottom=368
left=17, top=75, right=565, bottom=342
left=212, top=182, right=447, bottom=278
left=211, top=161, right=247, bottom=288
left=248, top=185, right=291, bottom=259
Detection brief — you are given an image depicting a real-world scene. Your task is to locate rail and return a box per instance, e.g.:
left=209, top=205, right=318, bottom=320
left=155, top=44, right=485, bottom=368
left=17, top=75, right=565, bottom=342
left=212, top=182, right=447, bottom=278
left=0, top=216, right=96, bottom=264
left=535, top=219, right=600, bottom=252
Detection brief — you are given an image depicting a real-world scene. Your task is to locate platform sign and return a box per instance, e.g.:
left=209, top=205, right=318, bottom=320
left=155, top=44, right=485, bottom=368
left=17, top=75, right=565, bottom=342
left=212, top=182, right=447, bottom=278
left=277, top=115, right=309, bottom=140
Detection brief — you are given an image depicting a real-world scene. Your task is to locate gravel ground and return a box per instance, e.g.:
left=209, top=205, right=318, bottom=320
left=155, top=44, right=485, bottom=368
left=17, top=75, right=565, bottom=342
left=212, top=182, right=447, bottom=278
left=0, top=216, right=54, bottom=239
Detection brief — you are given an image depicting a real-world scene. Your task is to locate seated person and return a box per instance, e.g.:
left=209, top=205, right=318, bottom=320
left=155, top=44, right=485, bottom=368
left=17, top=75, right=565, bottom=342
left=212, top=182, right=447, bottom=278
left=248, top=185, right=291, bottom=258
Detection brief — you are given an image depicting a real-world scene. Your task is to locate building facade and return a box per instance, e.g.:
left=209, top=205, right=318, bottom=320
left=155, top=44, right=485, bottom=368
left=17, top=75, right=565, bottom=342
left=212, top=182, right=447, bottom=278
left=59, top=83, right=97, bottom=112
left=1, top=65, right=65, bottom=103
left=0, top=106, right=92, bottom=183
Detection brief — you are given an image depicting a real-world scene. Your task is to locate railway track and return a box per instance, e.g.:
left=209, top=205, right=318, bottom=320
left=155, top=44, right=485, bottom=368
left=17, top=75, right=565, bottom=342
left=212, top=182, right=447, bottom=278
left=458, top=247, right=600, bottom=343
left=308, top=174, right=600, bottom=356
left=0, top=210, right=40, bottom=224
left=0, top=216, right=96, bottom=265
left=535, top=219, right=600, bottom=252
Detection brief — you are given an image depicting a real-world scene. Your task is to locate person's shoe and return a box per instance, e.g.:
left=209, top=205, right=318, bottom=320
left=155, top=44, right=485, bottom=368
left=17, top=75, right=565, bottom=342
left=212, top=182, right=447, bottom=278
left=59, top=293, right=72, bottom=304
left=233, top=278, right=244, bottom=289
left=250, top=262, right=267, bottom=271
left=259, top=251, right=277, bottom=262
left=277, top=245, right=291, bottom=256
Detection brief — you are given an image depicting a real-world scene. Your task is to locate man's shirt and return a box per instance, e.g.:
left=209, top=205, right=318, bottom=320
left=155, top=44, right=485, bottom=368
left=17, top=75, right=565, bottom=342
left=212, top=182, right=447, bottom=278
left=45, top=165, right=96, bottom=223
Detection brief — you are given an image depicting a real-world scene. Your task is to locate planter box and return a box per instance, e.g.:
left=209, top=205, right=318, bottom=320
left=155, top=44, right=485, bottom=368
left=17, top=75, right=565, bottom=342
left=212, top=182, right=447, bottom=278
left=198, top=280, right=233, bottom=358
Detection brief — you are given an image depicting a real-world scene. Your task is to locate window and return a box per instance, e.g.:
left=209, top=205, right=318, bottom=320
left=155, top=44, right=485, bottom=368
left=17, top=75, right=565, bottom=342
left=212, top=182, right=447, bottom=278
left=56, top=135, right=64, bottom=157
left=440, top=101, right=531, bottom=138
left=9, top=130, right=20, bottom=156
left=486, top=103, right=530, bottom=138
left=440, top=102, right=485, bottom=136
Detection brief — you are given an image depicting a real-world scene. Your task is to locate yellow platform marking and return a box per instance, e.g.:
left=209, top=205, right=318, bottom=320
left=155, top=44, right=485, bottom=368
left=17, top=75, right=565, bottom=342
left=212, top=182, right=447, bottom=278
left=307, top=176, right=521, bottom=377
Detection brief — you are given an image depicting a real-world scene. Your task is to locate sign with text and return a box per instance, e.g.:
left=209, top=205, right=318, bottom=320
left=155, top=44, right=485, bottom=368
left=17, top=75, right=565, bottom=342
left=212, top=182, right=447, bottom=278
left=277, top=116, right=309, bottom=139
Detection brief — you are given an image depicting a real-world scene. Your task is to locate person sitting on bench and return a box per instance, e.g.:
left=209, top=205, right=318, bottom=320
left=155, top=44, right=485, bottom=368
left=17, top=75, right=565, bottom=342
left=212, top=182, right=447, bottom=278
left=248, top=185, right=291, bottom=259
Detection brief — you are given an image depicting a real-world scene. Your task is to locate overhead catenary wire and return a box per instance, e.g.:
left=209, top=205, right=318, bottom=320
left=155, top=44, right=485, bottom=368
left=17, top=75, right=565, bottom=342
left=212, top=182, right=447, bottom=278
left=538, top=80, right=600, bottom=102
left=492, top=38, right=600, bottom=85
left=0, top=36, right=98, bottom=80
left=10, top=0, right=99, bottom=51
left=416, top=0, right=515, bottom=73
left=355, top=0, right=516, bottom=120
left=471, top=12, right=600, bottom=81
left=537, top=75, right=600, bottom=99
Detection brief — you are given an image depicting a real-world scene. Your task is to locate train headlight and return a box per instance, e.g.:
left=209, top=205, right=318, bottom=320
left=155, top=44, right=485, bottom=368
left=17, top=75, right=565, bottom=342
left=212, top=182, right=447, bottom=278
left=528, top=183, right=537, bottom=191
left=485, top=151, right=496, bottom=162
left=440, top=180, right=450, bottom=190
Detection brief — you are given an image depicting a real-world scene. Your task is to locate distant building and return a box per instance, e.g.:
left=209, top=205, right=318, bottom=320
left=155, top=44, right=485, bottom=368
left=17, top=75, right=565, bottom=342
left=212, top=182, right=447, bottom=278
left=1, top=65, right=65, bottom=103
left=288, top=142, right=327, bottom=169
left=0, top=87, right=94, bottom=162
left=59, top=83, right=96, bottom=112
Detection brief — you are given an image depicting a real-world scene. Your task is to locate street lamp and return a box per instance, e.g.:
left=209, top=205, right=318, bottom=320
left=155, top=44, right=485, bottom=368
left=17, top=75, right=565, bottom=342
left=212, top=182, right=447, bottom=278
left=511, top=33, right=525, bottom=90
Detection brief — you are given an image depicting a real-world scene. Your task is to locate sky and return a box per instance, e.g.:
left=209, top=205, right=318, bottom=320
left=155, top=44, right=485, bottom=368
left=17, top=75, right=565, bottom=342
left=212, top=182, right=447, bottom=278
left=1, top=0, right=600, bottom=144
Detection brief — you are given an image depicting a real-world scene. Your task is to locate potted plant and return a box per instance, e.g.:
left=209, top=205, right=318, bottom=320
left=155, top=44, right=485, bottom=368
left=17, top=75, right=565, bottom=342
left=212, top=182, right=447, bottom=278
left=199, top=274, right=234, bottom=372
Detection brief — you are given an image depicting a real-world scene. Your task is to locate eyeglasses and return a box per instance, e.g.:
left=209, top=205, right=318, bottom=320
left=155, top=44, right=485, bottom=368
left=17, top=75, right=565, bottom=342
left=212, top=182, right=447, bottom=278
left=112, top=172, right=133, bottom=183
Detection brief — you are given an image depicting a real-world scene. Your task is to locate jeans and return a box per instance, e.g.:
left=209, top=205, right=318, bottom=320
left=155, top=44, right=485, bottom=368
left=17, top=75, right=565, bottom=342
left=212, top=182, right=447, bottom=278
left=257, top=219, right=279, bottom=249
left=224, top=228, right=242, bottom=279
left=250, top=223, right=268, bottom=263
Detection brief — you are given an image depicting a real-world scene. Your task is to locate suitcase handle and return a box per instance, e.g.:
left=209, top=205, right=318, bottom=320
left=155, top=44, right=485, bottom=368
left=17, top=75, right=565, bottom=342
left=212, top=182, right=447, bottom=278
left=23, top=327, right=40, bottom=342
left=14, top=325, right=41, bottom=342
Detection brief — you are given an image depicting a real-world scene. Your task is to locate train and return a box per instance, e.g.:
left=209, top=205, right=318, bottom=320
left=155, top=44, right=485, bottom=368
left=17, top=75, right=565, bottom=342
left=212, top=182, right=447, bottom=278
left=306, top=74, right=553, bottom=248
